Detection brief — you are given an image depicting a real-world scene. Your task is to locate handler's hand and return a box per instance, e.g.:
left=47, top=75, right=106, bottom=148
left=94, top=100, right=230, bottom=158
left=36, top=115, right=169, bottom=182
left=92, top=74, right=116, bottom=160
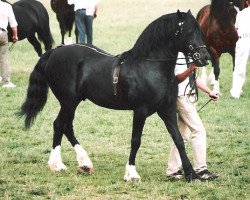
left=209, top=91, right=219, bottom=101
left=12, top=35, right=18, bottom=43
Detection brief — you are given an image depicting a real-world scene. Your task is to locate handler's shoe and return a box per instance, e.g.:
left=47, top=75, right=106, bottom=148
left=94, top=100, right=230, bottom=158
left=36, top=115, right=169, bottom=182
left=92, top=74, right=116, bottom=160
left=166, top=170, right=183, bottom=181
left=2, top=82, right=16, bottom=88
left=197, top=169, right=219, bottom=180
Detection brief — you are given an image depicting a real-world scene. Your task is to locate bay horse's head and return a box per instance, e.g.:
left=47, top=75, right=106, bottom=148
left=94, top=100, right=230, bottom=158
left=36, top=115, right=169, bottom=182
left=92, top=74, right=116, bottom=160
left=175, top=10, right=210, bottom=67
left=229, top=0, right=245, bottom=10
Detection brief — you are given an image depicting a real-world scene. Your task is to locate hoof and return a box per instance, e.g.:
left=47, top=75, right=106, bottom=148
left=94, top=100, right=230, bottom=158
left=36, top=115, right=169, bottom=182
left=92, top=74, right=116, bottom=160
left=79, top=165, right=94, bottom=174
left=185, top=172, right=201, bottom=182
left=48, top=162, right=67, bottom=172
left=124, top=177, right=141, bottom=182
left=124, top=164, right=141, bottom=182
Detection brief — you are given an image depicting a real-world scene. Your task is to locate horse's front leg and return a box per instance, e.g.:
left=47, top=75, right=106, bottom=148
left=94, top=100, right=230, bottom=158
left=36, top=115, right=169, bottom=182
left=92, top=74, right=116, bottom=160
left=157, top=108, right=200, bottom=182
left=124, top=110, right=146, bottom=182
left=212, top=59, right=221, bottom=94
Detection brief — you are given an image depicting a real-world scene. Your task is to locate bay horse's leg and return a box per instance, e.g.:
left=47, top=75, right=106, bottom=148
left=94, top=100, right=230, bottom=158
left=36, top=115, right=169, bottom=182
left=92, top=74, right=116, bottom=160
left=212, top=58, right=221, bottom=94
left=124, top=110, right=146, bottom=182
left=157, top=108, right=200, bottom=182
left=27, top=35, right=42, bottom=57
left=229, top=47, right=236, bottom=71
left=200, top=67, right=208, bottom=85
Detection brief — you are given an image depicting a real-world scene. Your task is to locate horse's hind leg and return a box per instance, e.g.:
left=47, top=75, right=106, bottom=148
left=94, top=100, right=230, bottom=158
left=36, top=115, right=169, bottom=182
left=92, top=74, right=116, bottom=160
left=48, top=103, right=93, bottom=173
left=124, top=109, right=147, bottom=182
left=27, top=35, right=42, bottom=57
left=48, top=109, right=67, bottom=172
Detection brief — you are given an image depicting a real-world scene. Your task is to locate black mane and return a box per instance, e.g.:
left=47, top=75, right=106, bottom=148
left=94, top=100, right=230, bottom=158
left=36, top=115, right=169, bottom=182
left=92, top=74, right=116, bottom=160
left=127, top=11, right=197, bottom=60
left=130, top=13, right=176, bottom=59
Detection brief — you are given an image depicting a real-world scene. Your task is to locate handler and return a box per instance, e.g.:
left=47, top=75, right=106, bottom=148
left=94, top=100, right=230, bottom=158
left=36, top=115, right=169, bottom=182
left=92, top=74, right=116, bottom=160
left=230, top=0, right=250, bottom=99
left=166, top=52, right=220, bottom=181
left=67, top=0, right=99, bottom=44
left=0, top=0, right=18, bottom=88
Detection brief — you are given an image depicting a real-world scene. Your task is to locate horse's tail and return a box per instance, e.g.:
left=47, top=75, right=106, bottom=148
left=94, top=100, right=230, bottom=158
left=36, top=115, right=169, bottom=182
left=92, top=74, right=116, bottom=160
left=37, top=5, right=54, bottom=51
left=19, top=49, right=54, bottom=129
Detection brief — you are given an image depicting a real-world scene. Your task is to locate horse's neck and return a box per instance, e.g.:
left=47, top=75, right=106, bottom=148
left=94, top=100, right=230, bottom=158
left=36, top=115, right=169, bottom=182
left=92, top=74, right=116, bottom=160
left=209, top=5, right=234, bottom=27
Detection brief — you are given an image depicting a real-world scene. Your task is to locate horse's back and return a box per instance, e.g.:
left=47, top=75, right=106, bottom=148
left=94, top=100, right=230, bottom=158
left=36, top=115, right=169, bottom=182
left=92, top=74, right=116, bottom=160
left=45, top=45, right=122, bottom=107
left=51, top=0, right=73, bottom=13
left=13, top=0, right=46, bottom=14
left=11, top=0, right=48, bottom=38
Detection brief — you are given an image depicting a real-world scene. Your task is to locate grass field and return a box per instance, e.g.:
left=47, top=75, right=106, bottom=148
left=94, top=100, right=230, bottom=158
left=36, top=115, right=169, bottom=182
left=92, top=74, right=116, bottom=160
left=0, top=0, right=249, bottom=199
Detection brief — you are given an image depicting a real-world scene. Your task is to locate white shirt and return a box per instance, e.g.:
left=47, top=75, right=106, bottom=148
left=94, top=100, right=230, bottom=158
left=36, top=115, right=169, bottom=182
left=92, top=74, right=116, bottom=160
left=68, top=0, right=99, bottom=15
left=0, top=1, right=18, bottom=31
left=235, top=7, right=250, bottom=37
left=175, top=52, right=192, bottom=96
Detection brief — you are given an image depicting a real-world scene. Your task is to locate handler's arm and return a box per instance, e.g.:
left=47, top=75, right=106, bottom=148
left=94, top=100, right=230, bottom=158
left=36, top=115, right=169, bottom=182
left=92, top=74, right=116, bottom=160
left=196, top=77, right=219, bottom=101
left=176, top=63, right=197, bottom=83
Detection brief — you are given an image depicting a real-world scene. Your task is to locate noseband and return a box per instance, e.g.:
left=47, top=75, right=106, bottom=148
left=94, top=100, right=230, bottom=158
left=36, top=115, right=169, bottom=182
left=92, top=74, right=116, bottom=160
left=188, top=45, right=207, bottom=62
left=144, top=44, right=207, bottom=64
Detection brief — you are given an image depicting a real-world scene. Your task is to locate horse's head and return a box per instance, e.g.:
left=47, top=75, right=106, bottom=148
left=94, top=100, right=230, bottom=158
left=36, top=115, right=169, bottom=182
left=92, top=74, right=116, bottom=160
left=175, top=10, right=210, bottom=67
left=229, top=0, right=245, bottom=10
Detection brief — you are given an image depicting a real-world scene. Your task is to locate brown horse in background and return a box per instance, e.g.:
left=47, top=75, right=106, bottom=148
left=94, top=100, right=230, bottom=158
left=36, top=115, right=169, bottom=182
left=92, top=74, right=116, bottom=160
left=196, top=0, right=243, bottom=93
left=51, top=0, right=77, bottom=44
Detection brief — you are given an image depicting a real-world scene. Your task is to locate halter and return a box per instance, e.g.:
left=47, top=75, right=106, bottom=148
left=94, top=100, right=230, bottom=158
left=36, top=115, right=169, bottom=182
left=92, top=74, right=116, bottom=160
left=145, top=19, right=207, bottom=65
left=188, top=45, right=207, bottom=62
left=144, top=45, right=207, bottom=65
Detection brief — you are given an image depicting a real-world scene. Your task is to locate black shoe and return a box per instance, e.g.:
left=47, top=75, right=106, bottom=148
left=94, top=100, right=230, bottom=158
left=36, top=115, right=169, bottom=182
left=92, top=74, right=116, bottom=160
left=197, top=169, right=219, bottom=180
left=166, top=170, right=183, bottom=181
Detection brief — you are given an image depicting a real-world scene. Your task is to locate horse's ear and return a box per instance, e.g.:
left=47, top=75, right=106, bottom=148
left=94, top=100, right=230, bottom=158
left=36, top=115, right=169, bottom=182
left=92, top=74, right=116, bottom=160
left=177, top=9, right=182, bottom=18
left=187, top=9, right=192, bottom=15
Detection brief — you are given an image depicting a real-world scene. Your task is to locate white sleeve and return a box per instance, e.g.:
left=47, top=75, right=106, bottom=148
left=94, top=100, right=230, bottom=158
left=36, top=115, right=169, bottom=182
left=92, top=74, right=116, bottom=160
left=235, top=12, right=240, bottom=30
left=67, top=0, right=74, bottom=5
left=8, top=6, right=18, bottom=27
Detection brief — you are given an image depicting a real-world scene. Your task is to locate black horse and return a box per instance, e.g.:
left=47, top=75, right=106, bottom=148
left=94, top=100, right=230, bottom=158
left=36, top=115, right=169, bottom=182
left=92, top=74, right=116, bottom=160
left=19, top=10, right=210, bottom=182
left=7, top=0, right=54, bottom=56
left=51, top=0, right=76, bottom=44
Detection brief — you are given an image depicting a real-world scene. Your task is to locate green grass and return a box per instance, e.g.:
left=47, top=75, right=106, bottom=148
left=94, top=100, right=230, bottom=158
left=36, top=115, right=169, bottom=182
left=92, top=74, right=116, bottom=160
left=0, top=0, right=249, bottom=199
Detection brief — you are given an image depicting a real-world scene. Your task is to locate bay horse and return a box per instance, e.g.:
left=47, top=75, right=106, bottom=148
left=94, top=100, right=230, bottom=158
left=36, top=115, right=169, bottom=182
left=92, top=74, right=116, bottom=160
left=196, top=0, right=243, bottom=93
left=6, top=0, right=54, bottom=57
left=19, top=10, right=210, bottom=182
left=50, top=0, right=76, bottom=44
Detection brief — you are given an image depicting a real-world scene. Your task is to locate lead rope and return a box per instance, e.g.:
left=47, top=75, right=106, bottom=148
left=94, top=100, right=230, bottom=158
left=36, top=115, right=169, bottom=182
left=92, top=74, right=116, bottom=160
left=9, top=43, right=15, bottom=51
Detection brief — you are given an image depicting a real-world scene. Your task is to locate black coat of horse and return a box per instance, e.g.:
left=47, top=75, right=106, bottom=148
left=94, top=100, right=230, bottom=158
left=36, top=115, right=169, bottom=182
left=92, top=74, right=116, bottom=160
left=7, top=0, right=54, bottom=56
left=19, top=10, right=210, bottom=182
left=51, top=0, right=76, bottom=44
left=196, top=0, right=243, bottom=93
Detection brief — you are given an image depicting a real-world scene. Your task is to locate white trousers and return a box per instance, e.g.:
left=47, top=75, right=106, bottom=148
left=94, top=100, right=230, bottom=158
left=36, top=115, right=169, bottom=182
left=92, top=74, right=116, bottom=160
left=0, top=32, right=10, bottom=84
left=230, top=38, right=250, bottom=98
left=166, top=95, right=207, bottom=175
